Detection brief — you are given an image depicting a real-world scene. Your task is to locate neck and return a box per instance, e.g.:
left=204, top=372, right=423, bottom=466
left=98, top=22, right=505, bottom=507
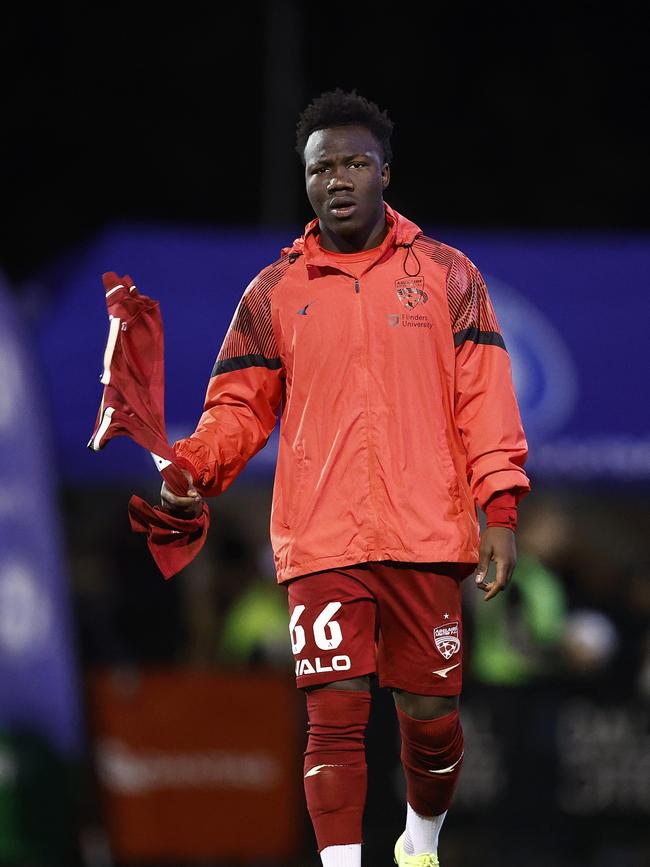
left=318, top=208, right=389, bottom=253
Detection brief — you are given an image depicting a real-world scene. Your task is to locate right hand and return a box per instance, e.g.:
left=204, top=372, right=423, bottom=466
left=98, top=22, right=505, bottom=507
left=160, top=469, right=204, bottom=518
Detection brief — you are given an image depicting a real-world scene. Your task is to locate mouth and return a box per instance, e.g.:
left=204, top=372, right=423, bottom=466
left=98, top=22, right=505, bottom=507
left=329, top=197, right=356, bottom=219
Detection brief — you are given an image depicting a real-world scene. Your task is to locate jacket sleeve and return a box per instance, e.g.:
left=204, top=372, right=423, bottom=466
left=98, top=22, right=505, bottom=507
left=450, top=255, right=531, bottom=510
left=173, top=268, right=285, bottom=496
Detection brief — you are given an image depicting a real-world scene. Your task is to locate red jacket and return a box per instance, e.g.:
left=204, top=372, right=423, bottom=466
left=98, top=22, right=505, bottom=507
left=175, top=205, right=530, bottom=583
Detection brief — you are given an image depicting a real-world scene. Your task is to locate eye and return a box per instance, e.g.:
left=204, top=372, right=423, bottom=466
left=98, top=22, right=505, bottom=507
left=311, top=166, right=329, bottom=175
left=349, top=161, right=367, bottom=169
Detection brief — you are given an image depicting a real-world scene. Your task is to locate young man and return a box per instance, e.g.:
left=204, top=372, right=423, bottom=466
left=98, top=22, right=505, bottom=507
left=163, top=90, right=530, bottom=866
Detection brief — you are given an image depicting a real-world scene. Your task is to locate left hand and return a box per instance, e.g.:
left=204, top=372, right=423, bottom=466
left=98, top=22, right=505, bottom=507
left=474, top=527, right=517, bottom=601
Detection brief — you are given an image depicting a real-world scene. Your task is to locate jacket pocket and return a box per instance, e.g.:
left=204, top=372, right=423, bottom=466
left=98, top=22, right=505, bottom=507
left=274, top=439, right=305, bottom=530
left=436, top=425, right=462, bottom=509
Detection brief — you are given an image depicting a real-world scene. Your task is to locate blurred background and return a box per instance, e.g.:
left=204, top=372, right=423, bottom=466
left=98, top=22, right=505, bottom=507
left=1, top=3, right=649, bottom=866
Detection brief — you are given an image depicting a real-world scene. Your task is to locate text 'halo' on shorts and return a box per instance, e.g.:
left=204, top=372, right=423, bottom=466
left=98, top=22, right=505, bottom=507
left=285, top=561, right=474, bottom=696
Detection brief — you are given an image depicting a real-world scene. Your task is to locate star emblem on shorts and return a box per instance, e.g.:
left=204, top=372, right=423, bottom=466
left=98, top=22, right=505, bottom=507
left=443, top=612, right=450, bottom=619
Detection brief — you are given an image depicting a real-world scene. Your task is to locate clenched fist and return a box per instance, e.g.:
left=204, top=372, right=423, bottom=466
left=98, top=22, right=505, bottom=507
left=160, top=469, right=204, bottom=519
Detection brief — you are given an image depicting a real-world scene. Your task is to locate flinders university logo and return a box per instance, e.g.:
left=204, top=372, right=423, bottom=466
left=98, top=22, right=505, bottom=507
left=433, top=621, right=461, bottom=660
left=396, top=277, right=428, bottom=309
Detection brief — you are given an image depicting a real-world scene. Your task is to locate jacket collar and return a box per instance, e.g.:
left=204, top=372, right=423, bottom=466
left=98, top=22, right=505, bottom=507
left=283, top=202, right=422, bottom=268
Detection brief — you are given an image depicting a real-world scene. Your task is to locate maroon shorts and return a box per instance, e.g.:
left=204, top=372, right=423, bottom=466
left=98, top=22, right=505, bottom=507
left=285, top=561, right=474, bottom=696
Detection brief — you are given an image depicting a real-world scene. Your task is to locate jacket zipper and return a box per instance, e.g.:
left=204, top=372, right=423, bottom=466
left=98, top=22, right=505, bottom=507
left=354, top=277, right=381, bottom=551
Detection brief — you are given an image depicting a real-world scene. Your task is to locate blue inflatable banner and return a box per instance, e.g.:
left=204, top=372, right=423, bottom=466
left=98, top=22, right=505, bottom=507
left=0, top=278, right=81, bottom=757
left=35, top=223, right=649, bottom=483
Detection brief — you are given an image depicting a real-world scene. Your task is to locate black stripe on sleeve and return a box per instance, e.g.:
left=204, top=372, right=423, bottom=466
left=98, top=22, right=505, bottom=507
left=212, top=354, right=283, bottom=376
left=454, top=327, right=506, bottom=350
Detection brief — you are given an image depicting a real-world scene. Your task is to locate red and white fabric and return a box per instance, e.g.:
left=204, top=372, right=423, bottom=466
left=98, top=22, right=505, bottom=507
left=88, top=271, right=209, bottom=579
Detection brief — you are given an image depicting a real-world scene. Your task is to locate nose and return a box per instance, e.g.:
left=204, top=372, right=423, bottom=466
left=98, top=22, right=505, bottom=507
left=326, top=168, right=353, bottom=192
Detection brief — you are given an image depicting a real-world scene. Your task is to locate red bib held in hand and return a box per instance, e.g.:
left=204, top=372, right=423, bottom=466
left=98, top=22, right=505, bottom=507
left=88, top=271, right=210, bottom=579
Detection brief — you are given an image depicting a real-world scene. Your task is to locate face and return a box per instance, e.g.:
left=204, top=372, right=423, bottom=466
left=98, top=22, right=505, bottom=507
left=304, top=125, right=390, bottom=249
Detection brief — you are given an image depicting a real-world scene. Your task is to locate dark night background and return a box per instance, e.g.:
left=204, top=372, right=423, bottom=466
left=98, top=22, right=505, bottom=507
left=3, top=2, right=648, bottom=285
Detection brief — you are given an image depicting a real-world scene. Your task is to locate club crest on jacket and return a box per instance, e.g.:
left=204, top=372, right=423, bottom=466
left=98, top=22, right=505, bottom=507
left=395, top=277, right=428, bottom=309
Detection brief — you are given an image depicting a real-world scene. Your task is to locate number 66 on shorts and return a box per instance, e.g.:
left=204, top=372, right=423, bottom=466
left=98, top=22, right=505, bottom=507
left=289, top=602, right=351, bottom=677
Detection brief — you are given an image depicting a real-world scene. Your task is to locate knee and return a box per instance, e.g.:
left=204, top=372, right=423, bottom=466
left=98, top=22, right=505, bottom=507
left=392, top=690, right=459, bottom=720
left=304, top=684, right=371, bottom=758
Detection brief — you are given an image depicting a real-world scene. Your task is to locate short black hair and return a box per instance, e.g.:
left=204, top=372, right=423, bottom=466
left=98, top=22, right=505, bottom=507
left=296, top=88, right=394, bottom=165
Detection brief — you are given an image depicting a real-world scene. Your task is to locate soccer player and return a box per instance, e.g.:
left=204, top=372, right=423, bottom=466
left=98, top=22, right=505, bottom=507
left=162, top=90, right=530, bottom=866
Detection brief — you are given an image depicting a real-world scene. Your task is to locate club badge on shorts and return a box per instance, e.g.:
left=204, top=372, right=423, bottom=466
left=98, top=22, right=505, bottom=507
left=433, top=621, right=460, bottom=659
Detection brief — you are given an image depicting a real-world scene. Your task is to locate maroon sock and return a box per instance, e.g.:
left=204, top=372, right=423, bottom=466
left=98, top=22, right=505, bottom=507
left=397, top=706, right=464, bottom=816
left=303, top=688, right=371, bottom=852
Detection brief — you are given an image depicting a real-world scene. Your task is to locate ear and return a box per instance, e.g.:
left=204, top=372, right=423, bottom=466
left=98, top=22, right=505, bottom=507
left=381, top=163, right=390, bottom=190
